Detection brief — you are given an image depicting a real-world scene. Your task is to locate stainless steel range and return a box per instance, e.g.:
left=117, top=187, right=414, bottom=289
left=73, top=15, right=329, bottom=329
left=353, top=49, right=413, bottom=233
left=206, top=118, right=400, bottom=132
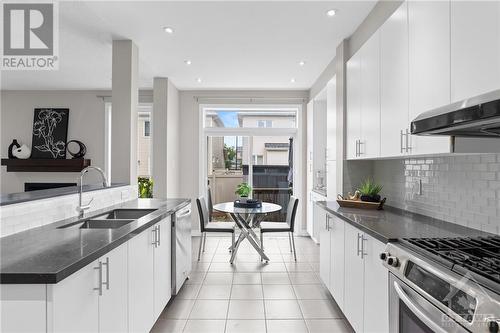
left=381, top=236, right=500, bottom=333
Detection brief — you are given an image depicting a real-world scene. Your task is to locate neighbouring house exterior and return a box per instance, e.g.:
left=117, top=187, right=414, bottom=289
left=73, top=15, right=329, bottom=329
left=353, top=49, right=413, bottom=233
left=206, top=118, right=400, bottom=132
left=137, top=110, right=151, bottom=177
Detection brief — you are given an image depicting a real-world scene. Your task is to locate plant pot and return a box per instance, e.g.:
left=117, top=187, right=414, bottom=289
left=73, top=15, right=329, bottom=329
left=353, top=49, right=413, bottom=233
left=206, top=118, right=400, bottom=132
left=360, top=194, right=381, bottom=203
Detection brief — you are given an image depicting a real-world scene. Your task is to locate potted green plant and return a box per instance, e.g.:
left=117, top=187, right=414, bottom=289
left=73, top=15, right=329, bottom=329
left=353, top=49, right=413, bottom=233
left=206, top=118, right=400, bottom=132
left=358, top=178, right=383, bottom=203
left=138, top=177, right=153, bottom=198
left=235, top=182, right=252, bottom=198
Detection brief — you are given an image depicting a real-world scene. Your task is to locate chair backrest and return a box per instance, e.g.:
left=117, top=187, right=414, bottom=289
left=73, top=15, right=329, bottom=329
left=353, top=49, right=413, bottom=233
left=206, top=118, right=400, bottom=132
left=286, top=196, right=299, bottom=232
left=196, top=197, right=210, bottom=232
left=207, top=186, right=214, bottom=219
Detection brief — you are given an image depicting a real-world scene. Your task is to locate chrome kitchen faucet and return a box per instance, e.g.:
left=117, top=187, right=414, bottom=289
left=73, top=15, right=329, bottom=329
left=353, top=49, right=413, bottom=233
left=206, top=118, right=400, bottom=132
left=76, top=166, right=109, bottom=218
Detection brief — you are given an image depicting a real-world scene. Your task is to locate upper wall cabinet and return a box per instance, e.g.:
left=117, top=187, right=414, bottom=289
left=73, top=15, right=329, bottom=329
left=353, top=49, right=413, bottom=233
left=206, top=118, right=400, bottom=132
left=380, top=2, right=409, bottom=158
left=346, top=51, right=362, bottom=160
left=451, top=1, right=500, bottom=102
left=346, top=31, right=381, bottom=160
left=408, top=0, right=451, bottom=155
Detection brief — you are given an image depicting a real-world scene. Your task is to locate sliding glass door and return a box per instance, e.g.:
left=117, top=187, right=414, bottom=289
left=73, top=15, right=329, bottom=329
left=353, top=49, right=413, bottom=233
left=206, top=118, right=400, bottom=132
left=202, top=106, right=299, bottom=222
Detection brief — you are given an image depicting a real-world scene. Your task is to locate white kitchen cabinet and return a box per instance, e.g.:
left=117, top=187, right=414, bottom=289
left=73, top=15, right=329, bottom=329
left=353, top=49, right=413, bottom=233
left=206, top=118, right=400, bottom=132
left=451, top=1, right=500, bottom=103
left=360, top=31, right=381, bottom=159
left=49, top=243, right=129, bottom=333
left=50, top=260, right=99, bottom=333
left=408, top=0, right=451, bottom=155
left=98, top=245, right=128, bottom=333
left=380, top=1, right=410, bottom=157
left=128, top=226, right=155, bottom=333
left=342, top=222, right=388, bottom=333
left=363, top=234, right=389, bottom=333
left=153, top=216, right=172, bottom=319
left=346, top=51, right=362, bottom=160
left=309, top=192, right=327, bottom=243
left=329, top=215, right=345, bottom=310
left=319, top=213, right=331, bottom=290
left=343, top=222, right=365, bottom=333
left=346, top=31, right=380, bottom=159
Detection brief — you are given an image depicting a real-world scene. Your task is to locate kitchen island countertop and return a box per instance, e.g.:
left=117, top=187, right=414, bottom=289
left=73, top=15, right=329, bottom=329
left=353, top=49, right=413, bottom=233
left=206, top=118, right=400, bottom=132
left=0, top=198, right=190, bottom=284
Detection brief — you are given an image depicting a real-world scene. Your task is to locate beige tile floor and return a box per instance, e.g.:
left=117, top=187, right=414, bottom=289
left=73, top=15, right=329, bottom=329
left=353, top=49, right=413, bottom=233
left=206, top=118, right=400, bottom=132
left=151, top=235, right=354, bottom=333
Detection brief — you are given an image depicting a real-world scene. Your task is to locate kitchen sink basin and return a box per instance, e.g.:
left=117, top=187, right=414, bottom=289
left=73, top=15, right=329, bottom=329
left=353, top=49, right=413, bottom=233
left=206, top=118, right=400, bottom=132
left=57, top=209, right=156, bottom=229
left=92, top=209, right=156, bottom=220
left=58, top=218, right=135, bottom=229
left=79, top=219, right=134, bottom=229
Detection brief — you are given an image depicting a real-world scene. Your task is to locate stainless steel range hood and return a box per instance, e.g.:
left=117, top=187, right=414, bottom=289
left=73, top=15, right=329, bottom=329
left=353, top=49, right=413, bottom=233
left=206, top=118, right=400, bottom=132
left=411, top=89, right=500, bottom=137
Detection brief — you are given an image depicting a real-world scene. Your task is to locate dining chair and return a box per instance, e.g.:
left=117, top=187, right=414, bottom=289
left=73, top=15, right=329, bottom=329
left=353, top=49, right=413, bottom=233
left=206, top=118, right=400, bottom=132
left=259, top=196, right=299, bottom=261
left=196, top=196, right=236, bottom=261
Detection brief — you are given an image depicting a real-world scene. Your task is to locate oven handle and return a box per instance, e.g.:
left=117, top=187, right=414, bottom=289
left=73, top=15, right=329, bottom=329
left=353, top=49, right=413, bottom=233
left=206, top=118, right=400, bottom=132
left=393, top=281, right=448, bottom=333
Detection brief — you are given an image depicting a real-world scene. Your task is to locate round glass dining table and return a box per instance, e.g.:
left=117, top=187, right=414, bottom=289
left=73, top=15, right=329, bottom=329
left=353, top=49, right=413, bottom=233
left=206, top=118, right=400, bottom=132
left=213, top=201, right=282, bottom=263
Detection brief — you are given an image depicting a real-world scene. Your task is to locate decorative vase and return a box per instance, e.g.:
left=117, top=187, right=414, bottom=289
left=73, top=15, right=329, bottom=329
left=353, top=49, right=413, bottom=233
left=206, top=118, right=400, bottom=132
left=12, top=144, right=31, bottom=159
left=8, top=139, right=20, bottom=159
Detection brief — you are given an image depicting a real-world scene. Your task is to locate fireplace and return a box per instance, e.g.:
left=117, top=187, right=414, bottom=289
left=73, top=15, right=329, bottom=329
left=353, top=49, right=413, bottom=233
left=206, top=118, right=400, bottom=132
left=24, top=182, right=77, bottom=192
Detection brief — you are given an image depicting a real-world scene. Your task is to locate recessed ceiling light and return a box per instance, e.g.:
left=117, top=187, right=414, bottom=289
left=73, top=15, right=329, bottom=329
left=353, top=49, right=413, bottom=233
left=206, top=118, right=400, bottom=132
left=163, top=26, right=174, bottom=34
left=185, top=60, right=192, bottom=65
left=299, top=61, right=306, bottom=66
left=326, top=9, right=337, bottom=17
left=290, top=78, right=296, bottom=83
left=197, top=78, right=202, bottom=83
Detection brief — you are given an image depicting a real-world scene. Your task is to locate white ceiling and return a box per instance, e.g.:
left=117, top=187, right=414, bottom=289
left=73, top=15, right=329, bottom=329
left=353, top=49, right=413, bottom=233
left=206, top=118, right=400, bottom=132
left=2, top=1, right=376, bottom=90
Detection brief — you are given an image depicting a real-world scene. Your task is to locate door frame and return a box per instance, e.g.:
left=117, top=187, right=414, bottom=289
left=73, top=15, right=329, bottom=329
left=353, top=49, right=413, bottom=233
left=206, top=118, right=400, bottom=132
left=199, top=103, right=305, bottom=234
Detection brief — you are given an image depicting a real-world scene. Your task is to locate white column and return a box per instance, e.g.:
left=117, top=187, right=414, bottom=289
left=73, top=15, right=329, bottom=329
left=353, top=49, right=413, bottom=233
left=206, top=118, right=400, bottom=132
left=111, top=40, right=138, bottom=185
left=152, top=77, right=180, bottom=198
left=152, top=77, right=168, bottom=198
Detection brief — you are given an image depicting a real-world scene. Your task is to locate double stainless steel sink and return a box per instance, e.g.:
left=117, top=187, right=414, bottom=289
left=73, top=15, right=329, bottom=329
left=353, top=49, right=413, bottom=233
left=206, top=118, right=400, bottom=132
left=58, top=209, right=156, bottom=230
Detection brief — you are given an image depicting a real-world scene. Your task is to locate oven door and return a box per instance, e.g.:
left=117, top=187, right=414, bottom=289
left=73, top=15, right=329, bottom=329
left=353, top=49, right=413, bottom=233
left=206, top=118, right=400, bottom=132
left=389, top=274, right=470, bottom=333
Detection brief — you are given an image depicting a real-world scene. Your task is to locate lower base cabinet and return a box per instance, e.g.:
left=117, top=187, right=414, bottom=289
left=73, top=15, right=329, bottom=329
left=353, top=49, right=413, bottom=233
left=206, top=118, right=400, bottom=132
left=343, top=223, right=365, bottom=333
left=128, top=228, right=155, bottom=333
left=319, top=212, right=389, bottom=333
left=49, top=244, right=128, bottom=333
left=1, top=215, right=175, bottom=333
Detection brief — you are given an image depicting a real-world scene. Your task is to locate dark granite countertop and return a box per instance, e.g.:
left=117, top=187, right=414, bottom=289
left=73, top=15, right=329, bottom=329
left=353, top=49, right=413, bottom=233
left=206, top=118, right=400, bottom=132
left=316, top=201, right=491, bottom=244
left=0, top=183, right=128, bottom=206
left=0, top=198, right=190, bottom=284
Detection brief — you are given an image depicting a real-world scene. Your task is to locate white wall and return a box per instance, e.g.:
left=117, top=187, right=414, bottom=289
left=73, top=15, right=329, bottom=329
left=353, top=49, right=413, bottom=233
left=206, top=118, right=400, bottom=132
left=179, top=90, right=309, bottom=233
left=1, top=91, right=107, bottom=194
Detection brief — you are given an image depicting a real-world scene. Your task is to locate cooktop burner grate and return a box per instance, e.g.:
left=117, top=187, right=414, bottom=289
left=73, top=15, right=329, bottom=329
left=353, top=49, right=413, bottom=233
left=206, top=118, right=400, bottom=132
left=403, top=236, right=500, bottom=285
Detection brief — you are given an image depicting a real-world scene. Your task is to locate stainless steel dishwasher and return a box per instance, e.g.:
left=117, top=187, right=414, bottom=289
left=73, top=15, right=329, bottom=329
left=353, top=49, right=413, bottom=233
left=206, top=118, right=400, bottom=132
left=171, top=203, right=192, bottom=295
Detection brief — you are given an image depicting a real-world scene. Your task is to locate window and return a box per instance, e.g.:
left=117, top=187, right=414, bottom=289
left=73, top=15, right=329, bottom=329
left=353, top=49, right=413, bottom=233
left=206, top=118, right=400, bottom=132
left=144, top=121, right=151, bottom=137
left=257, top=120, right=273, bottom=128
left=252, top=154, right=264, bottom=165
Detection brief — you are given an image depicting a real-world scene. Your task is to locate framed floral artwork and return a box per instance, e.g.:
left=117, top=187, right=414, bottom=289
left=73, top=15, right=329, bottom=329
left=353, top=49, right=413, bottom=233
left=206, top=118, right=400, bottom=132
left=31, top=108, right=70, bottom=159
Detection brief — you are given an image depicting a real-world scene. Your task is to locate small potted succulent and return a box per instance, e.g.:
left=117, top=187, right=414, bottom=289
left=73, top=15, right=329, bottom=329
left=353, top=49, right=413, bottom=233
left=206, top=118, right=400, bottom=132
left=235, top=182, right=252, bottom=199
left=358, top=178, right=383, bottom=203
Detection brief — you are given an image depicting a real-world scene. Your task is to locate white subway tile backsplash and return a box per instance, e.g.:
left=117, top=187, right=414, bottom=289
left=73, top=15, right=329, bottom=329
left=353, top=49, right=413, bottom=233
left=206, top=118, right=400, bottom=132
left=0, top=185, right=138, bottom=237
left=371, top=155, right=500, bottom=236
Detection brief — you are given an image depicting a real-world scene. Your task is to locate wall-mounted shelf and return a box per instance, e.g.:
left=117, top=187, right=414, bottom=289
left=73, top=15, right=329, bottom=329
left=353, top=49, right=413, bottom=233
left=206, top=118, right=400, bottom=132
left=1, top=158, right=91, bottom=172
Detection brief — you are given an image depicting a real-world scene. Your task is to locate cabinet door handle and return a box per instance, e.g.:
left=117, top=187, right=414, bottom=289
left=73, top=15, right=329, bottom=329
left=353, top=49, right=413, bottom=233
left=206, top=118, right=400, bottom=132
left=357, top=232, right=363, bottom=258
left=157, top=225, right=161, bottom=246
left=325, top=215, right=330, bottom=231
left=405, top=128, right=412, bottom=152
left=400, top=130, right=405, bottom=153
left=102, top=257, right=110, bottom=290
left=358, top=140, right=364, bottom=156
left=152, top=226, right=157, bottom=247
left=94, top=262, right=103, bottom=296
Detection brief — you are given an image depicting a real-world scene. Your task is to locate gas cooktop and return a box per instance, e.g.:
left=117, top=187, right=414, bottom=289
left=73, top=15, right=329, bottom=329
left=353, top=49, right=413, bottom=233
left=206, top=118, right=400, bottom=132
left=401, top=236, right=500, bottom=293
